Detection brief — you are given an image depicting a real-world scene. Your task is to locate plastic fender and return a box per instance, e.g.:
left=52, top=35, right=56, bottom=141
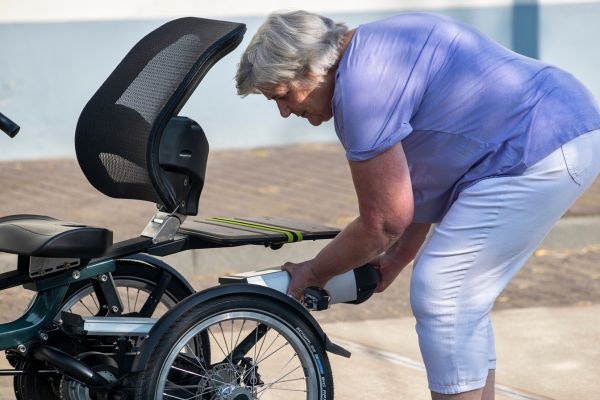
left=119, top=253, right=196, bottom=295
left=131, top=283, right=350, bottom=372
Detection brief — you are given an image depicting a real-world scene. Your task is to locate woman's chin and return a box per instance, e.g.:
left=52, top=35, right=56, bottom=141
left=307, top=116, right=323, bottom=126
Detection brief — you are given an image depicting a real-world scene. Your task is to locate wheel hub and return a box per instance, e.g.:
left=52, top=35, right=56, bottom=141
left=60, top=369, right=116, bottom=400
left=225, top=388, right=254, bottom=400
left=60, top=378, right=88, bottom=400
left=199, top=363, right=256, bottom=400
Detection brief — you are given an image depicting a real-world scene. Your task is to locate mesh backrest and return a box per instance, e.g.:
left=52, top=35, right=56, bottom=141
left=75, top=18, right=245, bottom=211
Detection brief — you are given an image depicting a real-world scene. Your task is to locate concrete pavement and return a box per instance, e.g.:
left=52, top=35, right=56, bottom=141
left=324, top=305, right=600, bottom=399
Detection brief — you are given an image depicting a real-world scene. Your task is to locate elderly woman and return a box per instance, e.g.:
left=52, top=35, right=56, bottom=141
left=235, top=10, right=600, bottom=400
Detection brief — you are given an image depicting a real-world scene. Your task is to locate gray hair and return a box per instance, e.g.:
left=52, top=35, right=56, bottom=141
left=235, top=10, right=348, bottom=96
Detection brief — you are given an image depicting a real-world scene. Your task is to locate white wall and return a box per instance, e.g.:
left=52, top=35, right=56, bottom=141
left=0, top=1, right=599, bottom=160
left=0, top=0, right=516, bottom=22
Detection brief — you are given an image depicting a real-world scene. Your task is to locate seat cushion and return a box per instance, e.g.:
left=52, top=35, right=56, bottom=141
left=0, top=215, right=113, bottom=258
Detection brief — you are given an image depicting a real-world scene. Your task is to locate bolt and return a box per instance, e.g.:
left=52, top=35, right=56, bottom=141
left=40, top=333, right=49, bottom=341
left=72, top=270, right=81, bottom=280
left=17, top=345, right=26, bottom=353
left=183, top=178, right=188, bottom=186
left=100, top=274, right=108, bottom=282
left=111, top=306, right=119, bottom=313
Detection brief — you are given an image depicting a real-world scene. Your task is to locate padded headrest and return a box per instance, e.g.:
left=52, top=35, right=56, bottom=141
left=75, top=17, right=246, bottom=213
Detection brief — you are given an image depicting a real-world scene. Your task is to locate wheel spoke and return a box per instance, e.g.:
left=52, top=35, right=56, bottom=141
left=234, top=319, right=246, bottom=351
left=254, top=351, right=298, bottom=380
left=230, top=319, right=234, bottom=365
left=256, top=341, right=291, bottom=365
left=218, top=322, right=231, bottom=356
left=90, top=292, right=99, bottom=310
left=127, top=286, right=131, bottom=313
left=164, top=377, right=197, bottom=396
left=254, top=321, right=259, bottom=362
left=133, top=288, right=141, bottom=311
left=162, top=393, right=188, bottom=400
left=207, top=326, right=229, bottom=359
left=168, top=366, right=230, bottom=396
left=260, top=386, right=308, bottom=393
left=257, top=364, right=303, bottom=397
left=78, top=299, right=94, bottom=315
left=255, top=332, right=281, bottom=365
left=183, top=343, right=210, bottom=375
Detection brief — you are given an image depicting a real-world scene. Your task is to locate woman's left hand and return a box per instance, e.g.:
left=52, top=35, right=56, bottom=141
left=282, top=260, right=328, bottom=301
left=369, top=253, right=407, bottom=293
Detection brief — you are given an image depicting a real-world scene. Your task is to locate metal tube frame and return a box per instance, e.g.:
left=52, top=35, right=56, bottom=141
left=0, top=259, right=116, bottom=350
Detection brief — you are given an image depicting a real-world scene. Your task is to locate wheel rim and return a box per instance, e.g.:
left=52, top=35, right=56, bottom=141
left=59, top=278, right=177, bottom=318
left=156, top=311, right=320, bottom=400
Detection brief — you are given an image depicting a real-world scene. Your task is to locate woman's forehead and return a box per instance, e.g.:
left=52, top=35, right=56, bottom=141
left=259, top=84, right=289, bottom=99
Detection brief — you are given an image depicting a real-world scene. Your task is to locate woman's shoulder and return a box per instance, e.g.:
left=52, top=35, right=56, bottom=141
left=359, top=12, right=459, bottom=33
left=338, top=12, right=454, bottom=77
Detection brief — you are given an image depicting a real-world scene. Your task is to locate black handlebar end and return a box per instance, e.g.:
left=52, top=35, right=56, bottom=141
left=0, top=112, right=20, bottom=138
left=5, top=125, right=19, bottom=138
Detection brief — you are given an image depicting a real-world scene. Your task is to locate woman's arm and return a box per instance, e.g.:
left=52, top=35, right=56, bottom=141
left=284, top=141, right=414, bottom=298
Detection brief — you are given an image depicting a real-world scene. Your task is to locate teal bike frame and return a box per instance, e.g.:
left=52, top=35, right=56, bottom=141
left=0, top=259, right=116, bottom=350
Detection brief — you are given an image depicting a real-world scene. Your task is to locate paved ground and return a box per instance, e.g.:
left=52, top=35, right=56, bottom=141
left=324, top=305, right=600, bottom=400
left=0, top=143, right=598, bottom=399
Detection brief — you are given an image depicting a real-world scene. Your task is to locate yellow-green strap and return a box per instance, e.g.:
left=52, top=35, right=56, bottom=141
left=207, top=217, right=304, bottom=243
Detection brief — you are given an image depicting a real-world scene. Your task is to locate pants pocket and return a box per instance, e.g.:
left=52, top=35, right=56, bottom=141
left=560, top=135, right=590, bottom=186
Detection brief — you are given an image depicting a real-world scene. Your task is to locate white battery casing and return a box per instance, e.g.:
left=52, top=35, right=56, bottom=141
left=220, top=268, right=359, bottom=304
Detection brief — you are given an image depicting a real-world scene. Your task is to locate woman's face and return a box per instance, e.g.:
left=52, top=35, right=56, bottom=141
left=260, top=71, right=336, bottom=126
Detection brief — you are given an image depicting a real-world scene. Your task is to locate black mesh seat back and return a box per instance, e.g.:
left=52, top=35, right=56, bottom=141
left=76, top=18, right=245, bottom=211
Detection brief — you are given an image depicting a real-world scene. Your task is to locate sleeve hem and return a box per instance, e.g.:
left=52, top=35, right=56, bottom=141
left=345, top=125, right=412, bottom=161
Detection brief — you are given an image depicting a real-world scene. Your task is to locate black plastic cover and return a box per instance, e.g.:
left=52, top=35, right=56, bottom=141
left=347, top=264, right=380, bottom=305
left=159, top=117, right=209, bottom=215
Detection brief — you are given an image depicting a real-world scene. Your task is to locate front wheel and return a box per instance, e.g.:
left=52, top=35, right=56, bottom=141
left=134, top=295, right=334, bottom=400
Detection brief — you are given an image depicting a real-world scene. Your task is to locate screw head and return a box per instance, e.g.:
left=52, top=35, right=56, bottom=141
left=17, top=345, right=26, bottom=353
left=40, top=333, right=49, bottom=341
left=111, top=306, right=119, bottom=313
left=100, top=274, right=108, bottom=282
left=72, top=270, right=81, bottom=280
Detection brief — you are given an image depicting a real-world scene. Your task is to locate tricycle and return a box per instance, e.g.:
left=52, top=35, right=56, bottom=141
left=0, top=16, right=378, bottom=399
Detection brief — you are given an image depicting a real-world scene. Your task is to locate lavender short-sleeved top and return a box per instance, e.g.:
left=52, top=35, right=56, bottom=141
left=332, top=13, right=600, bottom=223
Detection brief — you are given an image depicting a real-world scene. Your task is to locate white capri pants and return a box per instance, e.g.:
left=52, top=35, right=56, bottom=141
left=410, top=130, right=600, bottom=394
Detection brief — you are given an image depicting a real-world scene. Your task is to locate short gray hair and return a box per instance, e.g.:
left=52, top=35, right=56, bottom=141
left=235, top=10, right=348, bottom=96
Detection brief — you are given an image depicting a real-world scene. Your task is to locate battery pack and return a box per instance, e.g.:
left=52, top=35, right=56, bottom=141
left=219, top=264, right=379, bottom=305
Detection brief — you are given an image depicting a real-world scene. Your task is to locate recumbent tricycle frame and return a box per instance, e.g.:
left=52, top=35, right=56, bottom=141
left=0, top=17, right=379, bottom=400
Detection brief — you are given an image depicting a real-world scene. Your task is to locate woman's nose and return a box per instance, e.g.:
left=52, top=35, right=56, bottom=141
left=275, top=99, right=292, bottom=118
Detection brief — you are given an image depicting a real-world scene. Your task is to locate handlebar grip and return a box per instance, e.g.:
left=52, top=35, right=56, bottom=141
left=0, top=112, right=20, bottom=138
